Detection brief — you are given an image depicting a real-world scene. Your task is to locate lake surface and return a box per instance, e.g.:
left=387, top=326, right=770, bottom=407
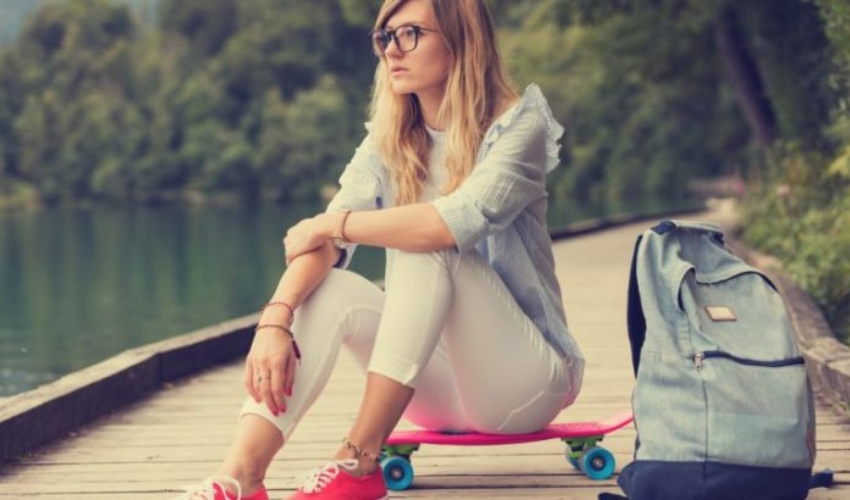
left=0, top=198, right=693, bottom=396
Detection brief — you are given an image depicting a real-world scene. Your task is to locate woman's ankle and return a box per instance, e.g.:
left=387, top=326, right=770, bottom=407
left=217, top=464, right=266, bottom=495
left=333, top=446, right=380, bottom=477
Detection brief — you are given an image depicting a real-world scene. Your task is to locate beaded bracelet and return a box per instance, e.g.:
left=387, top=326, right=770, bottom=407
left=255, top=324, right=302, bottom=361
left=261, top=301, right=295, bottom=325
left=341, top=436, right=381, bottom=461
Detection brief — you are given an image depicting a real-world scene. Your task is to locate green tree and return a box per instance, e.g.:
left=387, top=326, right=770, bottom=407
left=256, top=75, right=357, bottom=202
left=501, top=0, right=742, bottom=205
left=15, top=90, right=64, bottom=202
left=0, top=51, right=25, bottom=180
left=159, top=0, right=237, bottom=59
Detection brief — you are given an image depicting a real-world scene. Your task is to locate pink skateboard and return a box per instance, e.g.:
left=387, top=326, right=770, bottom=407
left=380, top=411, right=634, bottom=490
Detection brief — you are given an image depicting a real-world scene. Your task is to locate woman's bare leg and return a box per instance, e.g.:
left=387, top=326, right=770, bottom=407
left=333, top=373, right=414, bottom=475
left=216, top=415, right=284, bottom=494
left=218, top=270, right=385, bottom=494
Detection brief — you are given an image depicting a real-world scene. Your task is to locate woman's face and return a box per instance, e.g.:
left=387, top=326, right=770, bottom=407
left=378, top=0, right=451, bottom=102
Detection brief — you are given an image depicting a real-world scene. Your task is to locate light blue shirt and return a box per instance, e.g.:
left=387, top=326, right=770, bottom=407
left=327, top=84, right=581, bottom=359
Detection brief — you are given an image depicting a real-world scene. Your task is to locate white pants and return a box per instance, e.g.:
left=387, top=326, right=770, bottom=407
left=241, top=249, right=584, bottom=438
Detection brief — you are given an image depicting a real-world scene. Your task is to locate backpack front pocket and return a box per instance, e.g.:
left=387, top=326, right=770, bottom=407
left=696, top=354, right=814, bottom=469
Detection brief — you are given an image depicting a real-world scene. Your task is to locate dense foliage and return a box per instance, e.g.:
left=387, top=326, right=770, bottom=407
left=740, top=0, right=850, bottom=341
left=0, top=0, right=753, bottom=208
left=0, top=0, right=378, bottom=205
left=0, top=0, right=848, bottom=337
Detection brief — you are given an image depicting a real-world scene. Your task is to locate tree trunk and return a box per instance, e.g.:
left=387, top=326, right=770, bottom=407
left=715, top=5, right=777, bottom=150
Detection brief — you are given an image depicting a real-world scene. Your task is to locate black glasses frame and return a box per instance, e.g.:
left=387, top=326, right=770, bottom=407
left=370, top=25, right=439, bottom=56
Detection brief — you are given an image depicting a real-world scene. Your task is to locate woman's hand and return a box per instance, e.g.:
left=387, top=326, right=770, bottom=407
left=283, top=213, right=335, bottom=264
left=244, top=327, right=299, bottom=416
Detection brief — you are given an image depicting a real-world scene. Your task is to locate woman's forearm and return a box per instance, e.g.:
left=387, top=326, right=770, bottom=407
left=329, top=203, right=456, bottom=252
left=261, top=241, right=340, bottom=325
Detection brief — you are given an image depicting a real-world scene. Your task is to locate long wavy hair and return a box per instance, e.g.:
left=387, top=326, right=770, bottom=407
left=369, top=0, right=519, bottom=206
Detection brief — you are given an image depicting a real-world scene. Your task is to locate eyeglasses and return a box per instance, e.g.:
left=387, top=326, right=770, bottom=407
left=370, top=25, right=439, bottom=56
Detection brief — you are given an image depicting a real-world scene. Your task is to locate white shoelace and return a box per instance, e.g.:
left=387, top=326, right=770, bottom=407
left=174, top=476, right=242, bottom=500
left=298, top=459, right=360, bottom=493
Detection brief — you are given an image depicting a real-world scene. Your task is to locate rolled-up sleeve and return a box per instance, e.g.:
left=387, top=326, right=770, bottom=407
left=326, top=132, right=384, bottom=268
left=431, top=108, right=552, bottom=253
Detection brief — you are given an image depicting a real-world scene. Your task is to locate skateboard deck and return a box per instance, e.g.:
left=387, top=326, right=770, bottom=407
left=380, top=411, right=634, bottom=490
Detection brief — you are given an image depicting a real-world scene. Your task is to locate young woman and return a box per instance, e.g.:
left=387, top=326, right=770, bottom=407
left=176, top=0, right=584, bottom=499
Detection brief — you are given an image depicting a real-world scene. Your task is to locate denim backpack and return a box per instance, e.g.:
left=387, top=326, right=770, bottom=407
left=606, top=220, right=824, bottom=500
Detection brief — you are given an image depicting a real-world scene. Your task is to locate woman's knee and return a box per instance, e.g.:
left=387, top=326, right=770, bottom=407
left=293, top=269, right=384, bottom=346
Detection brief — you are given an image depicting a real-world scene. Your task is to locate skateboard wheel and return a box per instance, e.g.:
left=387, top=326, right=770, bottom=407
left=381, top=455, right=414, bottom=491
left=580, top=447, right=615, bottom=480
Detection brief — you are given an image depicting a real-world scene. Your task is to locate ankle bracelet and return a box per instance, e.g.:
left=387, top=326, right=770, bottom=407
left=341, top=437, right=381, bottom=462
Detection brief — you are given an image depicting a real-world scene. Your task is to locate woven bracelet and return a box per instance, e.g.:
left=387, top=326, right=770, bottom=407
left=261, top=301, right=295, bottom=325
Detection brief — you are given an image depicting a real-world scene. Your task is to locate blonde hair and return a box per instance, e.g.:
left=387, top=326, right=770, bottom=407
left=369, top=0, right=519, bottom=206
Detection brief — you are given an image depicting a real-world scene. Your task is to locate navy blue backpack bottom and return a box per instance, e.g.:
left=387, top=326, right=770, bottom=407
left=616, top=460, right=812, bottom=500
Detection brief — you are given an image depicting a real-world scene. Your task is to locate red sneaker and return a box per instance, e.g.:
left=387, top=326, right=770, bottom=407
left=173, top=476, right=270, bottom=500
left=286, top=460, right=388, bottom=500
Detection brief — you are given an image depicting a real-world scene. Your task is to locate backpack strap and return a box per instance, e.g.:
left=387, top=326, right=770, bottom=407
left=810, top=469, right=834, bottom=489
left=626, top=233, right=645, bottom=376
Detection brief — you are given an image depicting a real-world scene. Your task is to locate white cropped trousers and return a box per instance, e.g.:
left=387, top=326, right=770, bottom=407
left=241, top=249, right=584, bottom=439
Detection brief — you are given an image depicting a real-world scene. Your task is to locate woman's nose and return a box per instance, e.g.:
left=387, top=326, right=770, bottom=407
left=384, top=38, right=403, bottom=58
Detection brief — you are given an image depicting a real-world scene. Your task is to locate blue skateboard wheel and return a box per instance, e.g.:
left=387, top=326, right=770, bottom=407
left=581, top=447, right=616, bottom=480
left=381, top=455, right=415, bottom=491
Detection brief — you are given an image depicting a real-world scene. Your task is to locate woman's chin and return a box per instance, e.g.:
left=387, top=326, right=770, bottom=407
left=390, top=81, right=416, bottom=95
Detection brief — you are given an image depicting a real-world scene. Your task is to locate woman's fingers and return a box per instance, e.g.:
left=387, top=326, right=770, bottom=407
left=270, top=359, right=288, bottom=413
left=259, top=372, right=280, bottom=416
left=244, top=362, right=261, bottom=403
left=284, top=352, right=296, bottom=397
left=283, top=218, right=325, bottom=264
left=285, top=236, right=312, bottom=264
left=245, top=331, right=298, bottom=416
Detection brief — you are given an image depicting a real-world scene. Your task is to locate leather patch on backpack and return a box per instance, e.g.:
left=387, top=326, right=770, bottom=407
left=705, top=306, right=737, bottom=322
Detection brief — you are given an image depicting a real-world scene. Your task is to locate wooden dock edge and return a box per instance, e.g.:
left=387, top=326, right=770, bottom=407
left=0, top=313, right=258, bottom=464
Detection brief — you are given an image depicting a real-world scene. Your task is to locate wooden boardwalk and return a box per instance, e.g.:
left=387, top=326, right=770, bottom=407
left=1, top=209, right=849, bottom=499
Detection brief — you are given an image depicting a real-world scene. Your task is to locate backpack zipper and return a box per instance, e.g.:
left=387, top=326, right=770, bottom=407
left=693, top=350, right=804, bottom=370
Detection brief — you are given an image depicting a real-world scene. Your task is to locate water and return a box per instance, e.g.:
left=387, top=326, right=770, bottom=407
left=0, top=197, right=697, bottom=396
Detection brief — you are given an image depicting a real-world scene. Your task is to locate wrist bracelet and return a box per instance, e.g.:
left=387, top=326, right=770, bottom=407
left=255, top=324, right=302, bottom=361
left=261, top=301, right=295, bottom=325
left=332, top=209, right=352, bottom=245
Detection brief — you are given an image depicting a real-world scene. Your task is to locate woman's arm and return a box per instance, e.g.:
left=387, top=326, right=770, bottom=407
left=284, top=202, right=456, bottom=263
left=336, top=203, right=456, bottom=252
left=247, top=241, right=340, bottom=416
left=264, top=240, right=340, bottom=317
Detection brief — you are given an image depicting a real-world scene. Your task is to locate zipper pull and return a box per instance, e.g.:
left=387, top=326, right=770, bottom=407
left=694, top=353, right=705, bottom=370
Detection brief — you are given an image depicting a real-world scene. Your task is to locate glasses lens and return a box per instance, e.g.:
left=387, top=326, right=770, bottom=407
left=397, top=26, right=418, bottom=52
left=371, top=30, right=389, bottom=55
